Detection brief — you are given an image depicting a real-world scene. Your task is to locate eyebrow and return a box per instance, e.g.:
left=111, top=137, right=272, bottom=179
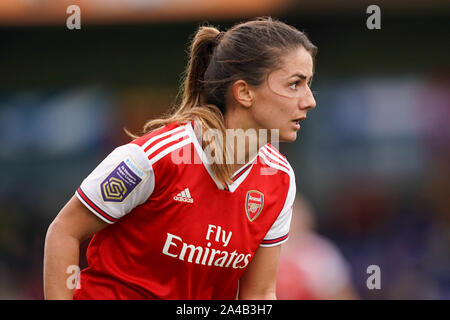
left=290, top=73, right=312, bottom=80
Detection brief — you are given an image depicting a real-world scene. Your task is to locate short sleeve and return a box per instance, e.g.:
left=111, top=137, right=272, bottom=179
left=260, top=171, right=296, bottom=247
left=75, top=143, right=154, bottom=224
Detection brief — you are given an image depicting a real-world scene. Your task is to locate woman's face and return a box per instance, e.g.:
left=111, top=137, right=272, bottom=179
left=250, top=46, right=316, bottom=142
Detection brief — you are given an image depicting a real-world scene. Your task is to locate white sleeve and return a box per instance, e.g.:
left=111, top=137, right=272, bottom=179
left=75, top=143, right=154, bottom=224
left=260, top=171, right=296, bottom=247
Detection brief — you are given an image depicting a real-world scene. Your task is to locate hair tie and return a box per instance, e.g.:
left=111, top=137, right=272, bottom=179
left=214, top=31, right=225, bottom=45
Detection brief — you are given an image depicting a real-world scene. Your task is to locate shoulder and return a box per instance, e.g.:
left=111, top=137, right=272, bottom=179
left=258, top=143, right=295, bottom=180
left=130, top=122, right=192, bottom=166
left=257, top=143, right=296, bottom=209
left=258, top=143, right=296, bottom=211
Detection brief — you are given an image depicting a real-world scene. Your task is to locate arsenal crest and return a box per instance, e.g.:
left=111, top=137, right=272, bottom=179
left=245, top=190, right=264, bottom=222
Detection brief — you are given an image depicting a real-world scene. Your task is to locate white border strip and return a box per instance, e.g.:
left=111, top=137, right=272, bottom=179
left=145, top=131, right=189, bottom=157
left=141, top=126, right=186, bottom=151
left=259, top=150, right=290, bottom=175
left=149, top=138, right=192, bottom=166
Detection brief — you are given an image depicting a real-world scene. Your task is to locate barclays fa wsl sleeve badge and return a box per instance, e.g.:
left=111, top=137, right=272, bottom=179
left=245, top=190, right=264, bottom=222
left=100, top=156, right=146, bottom=202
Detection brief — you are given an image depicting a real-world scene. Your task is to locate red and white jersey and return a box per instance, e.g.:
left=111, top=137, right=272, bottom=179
left=74, top=121, right=295, bottom=300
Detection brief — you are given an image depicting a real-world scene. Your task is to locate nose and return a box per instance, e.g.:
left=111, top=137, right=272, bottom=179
left=298, top=85, right=316, bottom=110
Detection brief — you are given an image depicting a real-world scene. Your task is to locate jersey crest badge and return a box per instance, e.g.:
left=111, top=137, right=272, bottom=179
left=245, top=190, right=264, bottom=222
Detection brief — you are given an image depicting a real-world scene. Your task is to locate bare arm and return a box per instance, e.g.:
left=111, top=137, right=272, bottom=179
left=43, top=195, right=108, bottom=299
left=238, top=245, right=281, bottom=300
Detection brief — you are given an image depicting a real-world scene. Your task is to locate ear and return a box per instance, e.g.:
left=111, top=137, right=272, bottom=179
left=232, top=80, right=254, bottom=108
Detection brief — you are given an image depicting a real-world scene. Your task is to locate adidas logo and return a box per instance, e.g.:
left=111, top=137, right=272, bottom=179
left=173, top=188, right=194, bottom=203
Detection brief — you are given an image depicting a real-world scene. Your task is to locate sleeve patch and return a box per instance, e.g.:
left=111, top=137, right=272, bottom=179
left=100, top=156, right=147, bottom=203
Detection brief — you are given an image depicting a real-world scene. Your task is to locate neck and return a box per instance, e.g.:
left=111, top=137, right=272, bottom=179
left=224, top=109, right=265, bottom=173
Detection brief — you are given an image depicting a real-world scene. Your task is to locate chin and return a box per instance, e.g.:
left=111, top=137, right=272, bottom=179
left=279, top=132, right=298, bottom=143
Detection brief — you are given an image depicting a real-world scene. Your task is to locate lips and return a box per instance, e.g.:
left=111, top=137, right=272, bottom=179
left=292, top=117, right=306, bottom=124
left=290, top=117, right=306, bottom=131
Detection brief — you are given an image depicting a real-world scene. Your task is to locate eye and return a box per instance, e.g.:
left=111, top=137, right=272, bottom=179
left=289, top=81, right=300, bottom=90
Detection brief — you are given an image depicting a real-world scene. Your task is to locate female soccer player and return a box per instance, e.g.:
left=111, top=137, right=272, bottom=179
left=44, top=16, right=317, bottom=300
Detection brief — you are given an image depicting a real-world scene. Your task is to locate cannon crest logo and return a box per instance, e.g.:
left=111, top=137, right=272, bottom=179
left=245, top=190, right=264, bottom=222
left=100, top=156, right=145, bottom=202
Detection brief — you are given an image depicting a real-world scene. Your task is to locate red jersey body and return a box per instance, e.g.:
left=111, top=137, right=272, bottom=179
left=74, top=122, right=295, bottom=299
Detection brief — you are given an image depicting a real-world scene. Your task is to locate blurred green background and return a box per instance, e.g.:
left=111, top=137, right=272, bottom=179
left=0, top=0, right=449, bottom=299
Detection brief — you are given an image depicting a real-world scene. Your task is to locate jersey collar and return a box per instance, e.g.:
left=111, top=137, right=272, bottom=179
left=184, top=121, right=259, bottom=192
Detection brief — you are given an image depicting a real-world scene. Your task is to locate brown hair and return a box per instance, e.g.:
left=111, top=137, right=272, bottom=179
left=129, top=16, right=317, bottom=187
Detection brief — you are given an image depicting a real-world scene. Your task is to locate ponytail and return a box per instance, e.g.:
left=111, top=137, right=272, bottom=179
left=128, top=26, right=234, bottom=187
left=178, top=27, right=218, bottom=111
